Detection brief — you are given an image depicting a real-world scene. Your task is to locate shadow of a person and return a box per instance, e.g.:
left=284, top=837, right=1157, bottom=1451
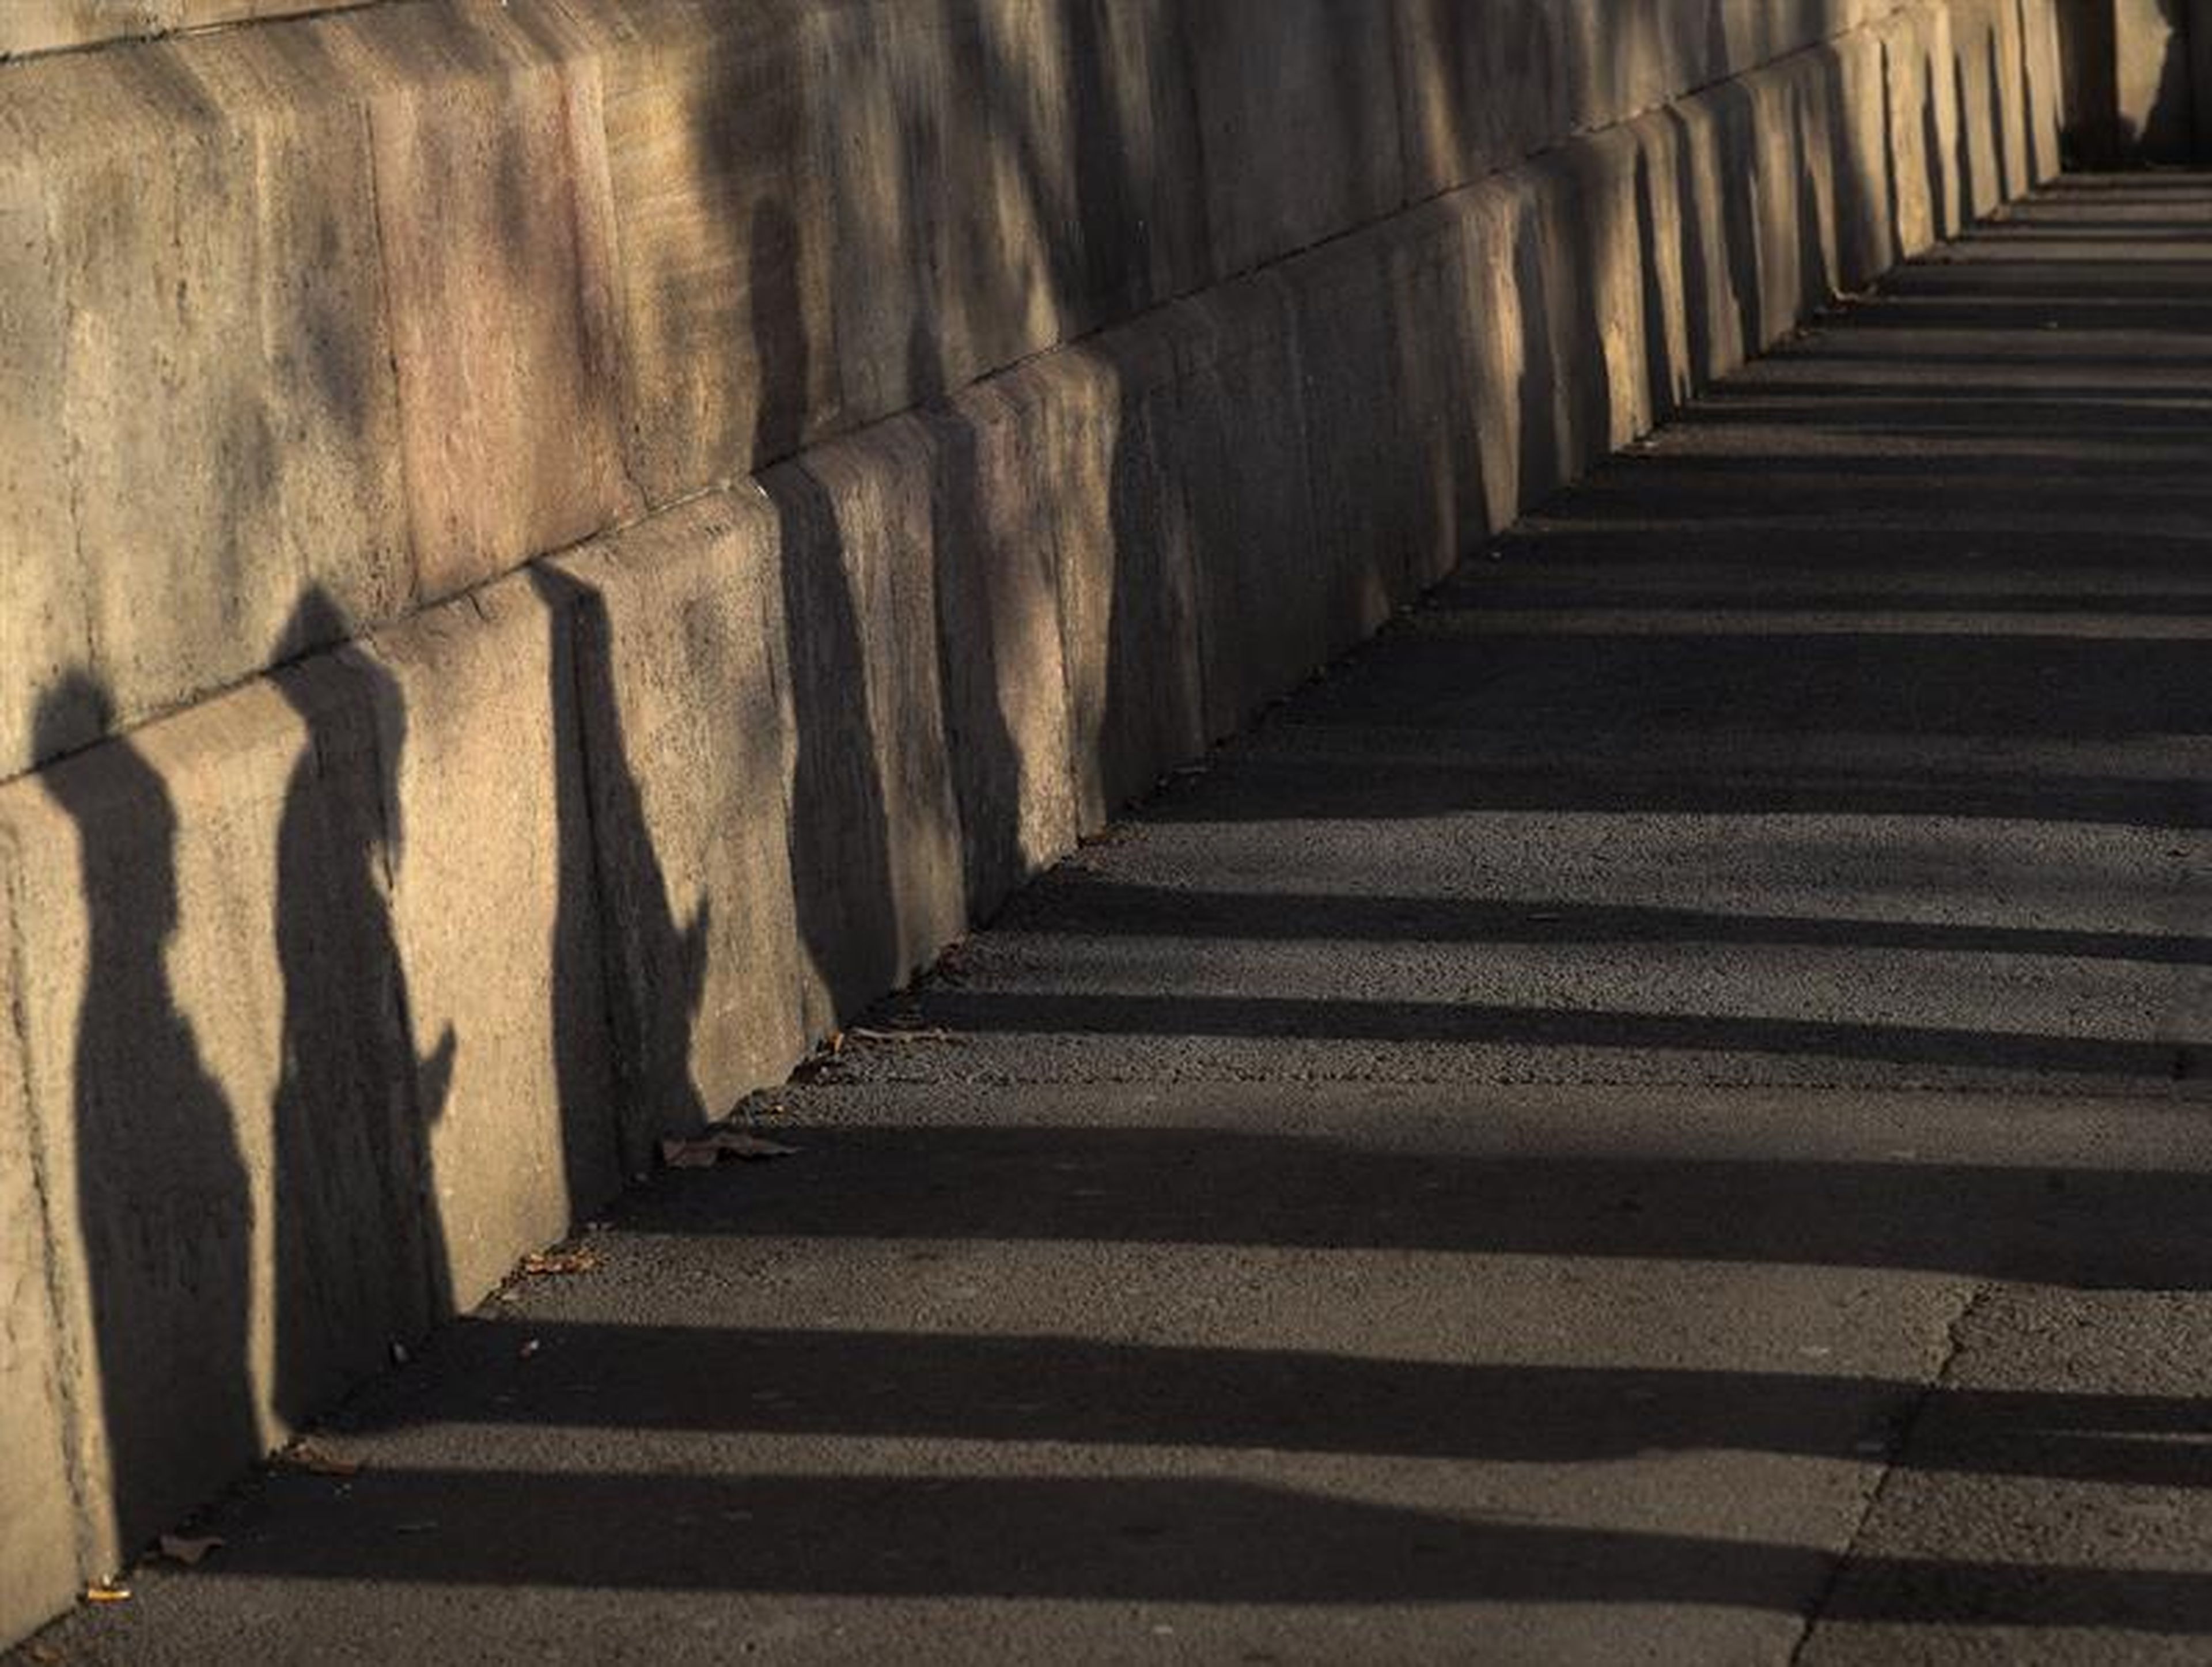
left=753, top=196, right=900, bottom=1030
left=528, top=562, right=707, bottom=1163
left=35, top=674, right=258, bottom=1558
left=2148, top=0, right=2204, bottom=160
left=267, top=591, right=456, bottom=1428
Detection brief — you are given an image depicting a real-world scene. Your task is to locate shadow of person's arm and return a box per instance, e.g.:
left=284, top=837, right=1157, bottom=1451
left=418, top=1024, right=457, bottom=1126
left=680, top=899, right=711, bottom=1020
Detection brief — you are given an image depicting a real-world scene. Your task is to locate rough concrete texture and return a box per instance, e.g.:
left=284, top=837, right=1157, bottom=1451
left=0, top=3, right=2074, bottom=1646
left=0, top=26, right=412, bottom=775
left=918, top=375, right=1084, bottom=923
left=585, top=0, right=844, bottom=501
left=764, top=422, right=969, bottom=1041
left=1172, top=272, right=1332, bottom=741
left=1878, top=2, right=1966, bottom=253
left=363, top=574, right=621, bottom=1313
left=1183, top=0, right=1404, bottom=281
left=536, top=493, right=808, bottom=1171
left=333, top=3, right=641, bottom=600
left=1035, top=326, right=1209, bottom=828
left=0, top=881, right=80, bottom=1642
left=0, top=1, right=343, bottom=61
left=0, top=654, right=450, bottom=1597
left=0, top=0, right=2064, bottom=781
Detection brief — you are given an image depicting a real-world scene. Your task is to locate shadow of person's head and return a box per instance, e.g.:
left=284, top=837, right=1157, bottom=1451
left=274, top=585, right=412, bottom=865
left=34, top=672, right=181, bottom=938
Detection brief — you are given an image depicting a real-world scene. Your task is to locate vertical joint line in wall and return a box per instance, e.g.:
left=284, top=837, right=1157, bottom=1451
left=354, top=94, right=425, bottom=610
left=549, top=578, right=631, bottom=1110
left=554, top=47, right=649, bottom=520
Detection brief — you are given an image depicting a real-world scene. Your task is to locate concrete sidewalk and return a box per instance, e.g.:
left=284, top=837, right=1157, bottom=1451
left=18, top=175, right=2212, bottom=1665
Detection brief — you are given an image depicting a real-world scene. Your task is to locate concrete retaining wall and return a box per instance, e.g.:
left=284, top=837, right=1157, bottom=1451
left=0, top=0, right=2061, bottom=1644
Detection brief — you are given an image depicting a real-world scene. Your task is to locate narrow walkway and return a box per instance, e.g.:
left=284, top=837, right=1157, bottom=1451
left=24, top=177, right=2212, bottom=1665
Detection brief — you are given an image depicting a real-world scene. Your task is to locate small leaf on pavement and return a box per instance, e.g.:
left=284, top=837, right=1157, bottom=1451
left=279, top=1440, right=363, bottom=1477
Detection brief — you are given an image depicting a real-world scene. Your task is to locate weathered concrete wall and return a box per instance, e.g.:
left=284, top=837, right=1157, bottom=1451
left=0, top=0, right=2063, bottom=1645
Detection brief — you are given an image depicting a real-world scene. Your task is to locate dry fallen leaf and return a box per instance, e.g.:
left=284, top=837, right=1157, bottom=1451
left=279, top=1441, right=362, bottom=1478
left=519, top=1249, right=600, bottom=1277
left=82, top=1584, right=131, bottom=1604
left=158, top=1534, right=225, bottom=1566
left=846, top=1026, right=961, bottom=1046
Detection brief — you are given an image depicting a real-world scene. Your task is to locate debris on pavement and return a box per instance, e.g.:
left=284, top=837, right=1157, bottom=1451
left=277, top=1441, right=362, bottom=1479
left=156, top=1536, right=223, bottom=1567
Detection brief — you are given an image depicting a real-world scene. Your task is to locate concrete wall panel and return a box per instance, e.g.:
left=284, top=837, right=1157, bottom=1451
left=332, top=5, right=641, bottom=600
left=1379, top=196, right=1503, bottom=585
left=1186, top=0, right=1403, bottom=279
left=1283, top=234, right=1423, bottom=654
left=1168, top=275, right=1327, bottom=741
left=1041, top=326, right=1209, bottom=825
left=585, top=0, right=842, bottom=497
left=921, top=374, right=1084, bottom=923
left=366, top=576, right=620, bottom=1307
left=0, top=653, right=453, bottom=1589
left=0, top=31, right=410, bottom=778
left=0, top=2, right=343, bottom=60
left=537, top=494, right=809, bottom=1157
left=764, top=422, right=968, bottom=1036
left=0, top=825, right=84, bottom=1643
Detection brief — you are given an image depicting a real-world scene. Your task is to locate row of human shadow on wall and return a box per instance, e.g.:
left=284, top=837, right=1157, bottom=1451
left=27, top=549, right=893, bottom=1560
